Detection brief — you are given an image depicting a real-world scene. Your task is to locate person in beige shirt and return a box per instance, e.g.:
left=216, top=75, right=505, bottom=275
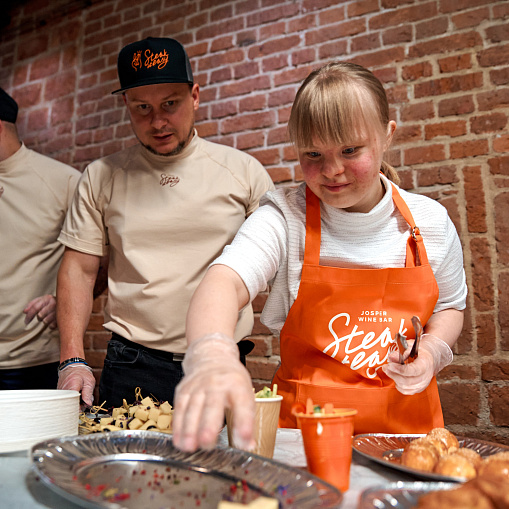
left=0, top=87, right=81, bottom=389
left=56, top=37, right=274, bottom=408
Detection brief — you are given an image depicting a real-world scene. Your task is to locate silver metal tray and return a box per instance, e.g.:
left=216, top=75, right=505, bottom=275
left=31, top=431, right=342, bottom=508
left=353, top=433, right=509, bottom=482
left=358, top=481, right=458, bottom=509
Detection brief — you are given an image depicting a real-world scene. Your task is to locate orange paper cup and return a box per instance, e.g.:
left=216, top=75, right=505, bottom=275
left=294, top=408, right=357, bottom=492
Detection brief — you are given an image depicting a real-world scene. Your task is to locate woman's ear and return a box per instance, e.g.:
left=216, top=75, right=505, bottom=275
left=384, top=120, right=397, bottom=150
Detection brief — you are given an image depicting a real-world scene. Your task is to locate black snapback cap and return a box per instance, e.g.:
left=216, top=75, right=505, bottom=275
left=112, top=37, right=194, bottom=94
left=0, top=87, right=18, bottom=123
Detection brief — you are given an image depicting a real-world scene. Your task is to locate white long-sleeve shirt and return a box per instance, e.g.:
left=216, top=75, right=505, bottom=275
left=212, top=175, right=467, bottom=335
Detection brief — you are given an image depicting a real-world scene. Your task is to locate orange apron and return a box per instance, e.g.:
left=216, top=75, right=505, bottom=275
left=273, top=184, right=444, bottom=434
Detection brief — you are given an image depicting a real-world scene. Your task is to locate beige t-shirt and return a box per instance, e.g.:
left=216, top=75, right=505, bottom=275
left=59, top=132, right=274, bottom=353
left=0, top=144, right=81, bottom=368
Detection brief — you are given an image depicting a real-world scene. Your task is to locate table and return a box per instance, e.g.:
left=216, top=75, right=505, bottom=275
left=0, top=429, right=419, bottom=508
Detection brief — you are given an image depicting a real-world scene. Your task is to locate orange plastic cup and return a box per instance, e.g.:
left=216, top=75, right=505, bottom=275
left=295, top=408, right=357, bottom=492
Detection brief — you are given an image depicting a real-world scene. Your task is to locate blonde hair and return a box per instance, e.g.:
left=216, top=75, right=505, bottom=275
left=288, top=62, right=399, bottom=185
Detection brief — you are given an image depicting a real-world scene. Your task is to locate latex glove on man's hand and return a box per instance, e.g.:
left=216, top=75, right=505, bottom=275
left=382, top=334, right=453, bottom=395
left=172, top=333, right=256, bottom=453
left=57, top=363, right=95, bottom=407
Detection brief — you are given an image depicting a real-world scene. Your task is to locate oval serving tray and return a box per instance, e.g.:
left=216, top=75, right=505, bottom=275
left=31, top=430, right=342, bottom=509
left=353, top=433, right=509, bottom=482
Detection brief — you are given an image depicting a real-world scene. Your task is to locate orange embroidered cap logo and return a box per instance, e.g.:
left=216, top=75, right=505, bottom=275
left=112, top=37, right=193, bottom=94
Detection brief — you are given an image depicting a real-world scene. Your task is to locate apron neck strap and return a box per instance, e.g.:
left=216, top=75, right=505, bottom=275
left=304, top=182, right=430, bottom=267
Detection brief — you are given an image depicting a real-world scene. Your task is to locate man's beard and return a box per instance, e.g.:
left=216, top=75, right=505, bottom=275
left=140, top=125, right=194, bottom=157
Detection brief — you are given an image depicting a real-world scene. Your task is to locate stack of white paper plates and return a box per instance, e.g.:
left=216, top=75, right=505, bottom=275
left=0, top=389, right=79, bottom=453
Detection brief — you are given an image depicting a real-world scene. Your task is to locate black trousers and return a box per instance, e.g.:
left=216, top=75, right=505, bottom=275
left=98, top=333, right=252, bottom=410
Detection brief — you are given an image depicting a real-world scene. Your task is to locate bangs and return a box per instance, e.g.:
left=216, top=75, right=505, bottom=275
left=288, top=66, right=386, bottom=149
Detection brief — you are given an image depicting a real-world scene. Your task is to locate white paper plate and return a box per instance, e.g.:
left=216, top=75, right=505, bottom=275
left=0, top=389, right=80, bottom=453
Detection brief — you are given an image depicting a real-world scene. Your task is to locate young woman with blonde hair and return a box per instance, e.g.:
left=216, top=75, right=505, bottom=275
left=173, top=62, right=467, bottom=453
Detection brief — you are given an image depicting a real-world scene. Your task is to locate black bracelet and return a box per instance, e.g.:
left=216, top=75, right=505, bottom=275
left=58, top=357, right=89, bottom=371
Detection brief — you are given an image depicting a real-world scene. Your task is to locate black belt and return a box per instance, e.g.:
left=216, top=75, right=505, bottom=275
left=110, top=333, right=255, bottom=362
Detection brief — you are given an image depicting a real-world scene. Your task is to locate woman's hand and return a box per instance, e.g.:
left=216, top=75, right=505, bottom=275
left=172, top=333, right=256, bottom=453
left=382, top=334, right=453, bottom=395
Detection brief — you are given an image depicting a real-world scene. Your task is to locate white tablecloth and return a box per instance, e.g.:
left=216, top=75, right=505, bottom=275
left=0, top=429, right=417, bottom=508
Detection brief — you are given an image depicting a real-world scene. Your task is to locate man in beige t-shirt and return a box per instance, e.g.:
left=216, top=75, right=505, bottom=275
left=56, top=37, right=274, bottom=408
left=0, top=88, right=81, bottom=389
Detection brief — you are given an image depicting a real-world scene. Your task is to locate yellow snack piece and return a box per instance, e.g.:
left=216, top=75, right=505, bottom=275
left=159, top=401, right=172, bottom=414
left=157, top=414, right=172, bottom=430
left=100, top=417, right=114, bottom=426
left=140, top=396, right=154, bottom=407
left=112, top=407, right=126, bottom=419
left=148, top=407, right=161, bottom=421
left=128, top=418, right=144, bottom=430
left=140, top=419, right=157, bottom=430
left=134, top=407, right=150, bottom=421
left=217, top=497, right=278, bottom=509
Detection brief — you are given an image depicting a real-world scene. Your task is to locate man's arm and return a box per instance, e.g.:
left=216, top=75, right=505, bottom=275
left=56, top=247, right=100, bottom=405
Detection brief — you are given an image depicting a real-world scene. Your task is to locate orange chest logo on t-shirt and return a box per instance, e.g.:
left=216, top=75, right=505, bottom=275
left=132, top=49, right=169, bottom=71
left=160, top=174, right=179, bottom=187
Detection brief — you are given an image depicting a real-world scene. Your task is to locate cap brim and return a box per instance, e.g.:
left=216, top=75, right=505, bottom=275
left=112, top=77, right=194, bottom=95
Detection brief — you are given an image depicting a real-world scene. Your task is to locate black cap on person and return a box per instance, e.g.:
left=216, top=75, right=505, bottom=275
left=0, top=88, right=18, bottom=123
left=112, top=37, right=193, bottom=94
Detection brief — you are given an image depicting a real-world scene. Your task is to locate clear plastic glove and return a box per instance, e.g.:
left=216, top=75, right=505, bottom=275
left=57, top=363, right=95, bottom=407
left=173, top=333, right=256, bottom=453
left=382, top=334, right=453, bottom=395
left=23, top=294, right=57, bottom=329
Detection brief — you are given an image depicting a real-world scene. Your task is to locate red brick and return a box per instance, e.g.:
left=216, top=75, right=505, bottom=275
left=318, top=6, right=345, bottom=24
left=416, top=165, right=459, bottom=187
left=470, top=237, right=493, bottom=310
left=195, top=121, right=218, bottom=139
left=259, top=21, right=286, bottom=40
left=414, top=73, right=483, bottom=98
left=234, top=62, right=260, bottom=80
left=246, top=357, right=279, bottom=381
left=409, top=31, right=482, bottom=58
left=219, top=75, right=271, bottom=98
left=440, top=364, right=477, bottom=380
left=267, top=166, right=292, bottom=183
left=471, top=113, right=507, bottom=134
left=348, top=0, right=379, bottom=17
left=493, top=134, right=509, bottom=153
left=495, top=193, right=509, bottom=266
left=392, top=125, right=422, bottom=145
left=237, top=132, right=265, bottom=151
left=425, top=120, right=467, bottom=140
left=490, top=67, right=509, bottom=86
left=248, top=35, right=301, bottom=59
left=400, top=101, right=435, bottom=122
left=452, top=7, right=490, bottom=29
left=489, top=155, right=509, bottom=176
left=267, top=126, right=288, bottom=146
left=262, top=54, right=289, bottom=72
left=221, top=111, right=275, bottom=135
left=439, top=383, right=480, bottom=426
left=402, top=61, right=433, bottom=81
left=317, top=40, right=349, bottom=60
left=291, top=48, right=316, bottom=66
left=306, top=19, right=366, bottom=45
left=477, top=44, right=509, bottom=67
left=247, top=3, right=300, bottom=26
left=476, top=313, right=497, bottom=355
left=352, top=47, right=406, bottom=68
left=239, top=94, right=266, bottom=112
left=450, top=139, right=489, bottom=159
left=249, top=148, right=280, bottom=166
left=17, top=34, right=49, bottom=61
left=438, top=95, right=475, bottom=117
left=488, top=386, right=509, bottom=426
left=404, top=144, right=446, bottom=165
left=438, top=53, right=472, bottom=73
left=27, top=108, right=48, bottom=131
left=415, top=16, right=448, bottom=39
left=486, top=23, right=509, bottom=43
left=369, top=2, right=437, bottom=30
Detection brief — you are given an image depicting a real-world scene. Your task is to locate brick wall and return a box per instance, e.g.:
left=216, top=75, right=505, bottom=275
left=1, top=0, right=508, bottom=444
